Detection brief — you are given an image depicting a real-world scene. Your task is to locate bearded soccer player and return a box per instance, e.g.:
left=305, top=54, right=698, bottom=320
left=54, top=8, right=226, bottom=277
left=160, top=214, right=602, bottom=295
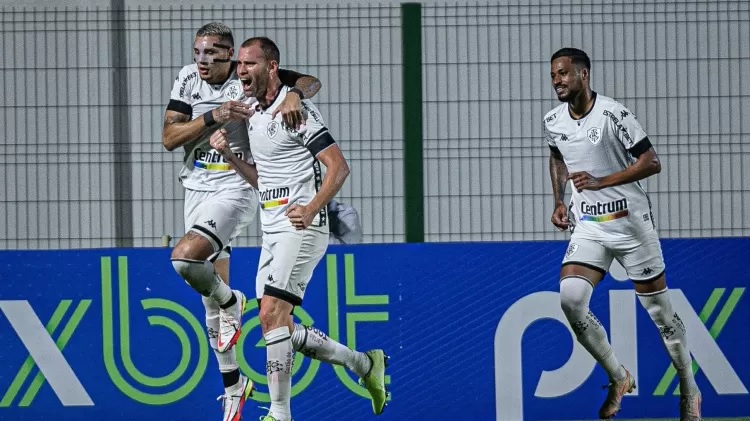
left=162, top=22, right=321, bottom=421
left=209, top=36, right=389, bottom=421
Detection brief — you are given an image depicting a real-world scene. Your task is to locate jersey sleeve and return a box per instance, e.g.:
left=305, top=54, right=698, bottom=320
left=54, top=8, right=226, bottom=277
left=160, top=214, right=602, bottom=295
left=609, top=103, right=649, bottom=152
left=543, top=117, right=556, bottom=148
left=166, top=66, right=197, bottom=116
left=298, top=100, right=336, bottom=157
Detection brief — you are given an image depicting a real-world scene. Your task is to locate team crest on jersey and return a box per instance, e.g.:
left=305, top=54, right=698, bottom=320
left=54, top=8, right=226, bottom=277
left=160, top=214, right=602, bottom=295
left=565, top=243, right=579, bottom=259
left=267, top=120, right=280, bottom=138
left=587, top=127, right=602, bottom=145
left=225, top=83, right=242, bottom=100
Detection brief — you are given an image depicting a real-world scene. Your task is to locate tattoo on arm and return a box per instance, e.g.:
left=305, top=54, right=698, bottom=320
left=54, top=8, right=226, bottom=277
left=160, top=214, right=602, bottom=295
left=549, top=150, right=568, bottom=205
left=162, top=111, right=204, bottom=151
left=164, top=113, right=190, bottom=125
left=278, top=68, right=322, bottom=99
left=293, top=76, right=322, bottom=99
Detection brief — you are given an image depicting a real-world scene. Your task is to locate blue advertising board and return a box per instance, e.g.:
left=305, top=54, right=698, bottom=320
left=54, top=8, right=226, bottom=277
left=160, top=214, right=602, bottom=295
left=1, top=239, right=748, bottom=420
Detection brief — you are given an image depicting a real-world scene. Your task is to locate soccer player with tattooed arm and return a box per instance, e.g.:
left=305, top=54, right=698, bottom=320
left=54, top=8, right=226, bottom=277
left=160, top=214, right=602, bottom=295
left=544, top=47, right=701, bottom=421
left=161, top=22, right=322, bottom=421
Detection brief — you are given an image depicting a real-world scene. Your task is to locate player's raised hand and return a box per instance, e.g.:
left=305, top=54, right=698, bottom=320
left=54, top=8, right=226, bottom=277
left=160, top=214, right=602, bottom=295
left=568, top=171, right=604, bottom=192
left=273, top=91, right=305, bottom=130
left=285, top=203, right=315, bottom=230
left=551, top=203, right=569, bottom=231
left=213, top=100, right=254, bottom=123
left=209, top=128, right=230, bottom=153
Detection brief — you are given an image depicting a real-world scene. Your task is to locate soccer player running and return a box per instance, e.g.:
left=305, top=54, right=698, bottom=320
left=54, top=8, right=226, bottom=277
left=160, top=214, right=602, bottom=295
left=544, top=48, right=701, bottom=421
left=162, top=22, right=322, bottom=421
left=209, top=36, right=389, bottom=421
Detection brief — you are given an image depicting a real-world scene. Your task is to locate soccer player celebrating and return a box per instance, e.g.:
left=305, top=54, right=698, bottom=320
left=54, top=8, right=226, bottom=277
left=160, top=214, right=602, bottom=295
left=544, top=48, right=701, bottom=421
left=162, top=22, right=321, bottom=421
left=209, top=36, right=389, bottom=421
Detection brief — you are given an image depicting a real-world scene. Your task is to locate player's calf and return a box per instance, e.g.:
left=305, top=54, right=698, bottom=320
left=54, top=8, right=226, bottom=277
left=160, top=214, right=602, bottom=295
left=290, top=324, right=370, bottom=376
left=637, top=287, right=700, bottom=396
left=261, top=297, right=294, bottom=421
left=217, top=290, right=245, bottom=353
left=289, top=324, right=389, bottom=414
left=204, top=296, right=243, bottom=389
left=560, top=276, right=627, bottom=382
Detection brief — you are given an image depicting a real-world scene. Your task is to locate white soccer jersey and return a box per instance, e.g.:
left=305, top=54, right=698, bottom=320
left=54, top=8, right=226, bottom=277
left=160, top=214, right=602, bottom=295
left=245, top=86, right=333, bottom=232
left=167, top=63, right=252, bottom=192
left=544, top=93, right=656, bottom=239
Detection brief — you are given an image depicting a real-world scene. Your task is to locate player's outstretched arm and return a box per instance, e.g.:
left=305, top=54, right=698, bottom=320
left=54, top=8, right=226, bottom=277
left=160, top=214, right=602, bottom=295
left=549, top=146, right=569, bottom=231
left=209, top=128, right=259, bottom=188
left=286, top=144, right=349, bottom=230
left=569, top=146, right=661, bottom=192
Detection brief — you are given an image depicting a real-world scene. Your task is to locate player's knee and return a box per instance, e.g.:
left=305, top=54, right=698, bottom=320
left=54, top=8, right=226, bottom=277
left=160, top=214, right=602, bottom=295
left=637, top=293, right=668, bottom=322
left=259, top=301, right=289, bottom=333
left=259, top=304, right=282, bottom=329
left=171, top=241, right=194, bottom=261
left=559, top=276, right=592, bottom=315
left=171, top=234, right=214, bottom=261
left=559, top=292, right=580, bottom=316
left=171, top=258, right=197, bottom=280
left=642, top=301, right=663, bottom=319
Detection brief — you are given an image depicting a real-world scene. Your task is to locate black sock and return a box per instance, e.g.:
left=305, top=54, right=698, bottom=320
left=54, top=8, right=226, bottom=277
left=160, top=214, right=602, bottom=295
left=219, top=293, right=237, bottom=309
left=222, top=369, right=240, bottom=388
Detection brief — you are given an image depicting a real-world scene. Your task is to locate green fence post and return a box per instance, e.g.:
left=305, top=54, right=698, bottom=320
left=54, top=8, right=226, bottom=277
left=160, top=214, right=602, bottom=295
left=401, top=2, right=424, bottom=243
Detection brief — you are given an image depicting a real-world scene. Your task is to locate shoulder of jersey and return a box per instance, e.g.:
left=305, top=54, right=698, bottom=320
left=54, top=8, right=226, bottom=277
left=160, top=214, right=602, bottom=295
left=543, top=103, right=566, bottom=125
left=176, top=63, right=199, bottom=77
left=596, top=94, right=622, bottom=111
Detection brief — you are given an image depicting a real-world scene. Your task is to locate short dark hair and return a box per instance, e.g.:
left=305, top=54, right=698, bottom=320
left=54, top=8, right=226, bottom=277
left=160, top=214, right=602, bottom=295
left=196, top=22, right=234, bottom=47
left=551, top=48, right=590, bottom=71
left=241, top=37, right=280, bottom=65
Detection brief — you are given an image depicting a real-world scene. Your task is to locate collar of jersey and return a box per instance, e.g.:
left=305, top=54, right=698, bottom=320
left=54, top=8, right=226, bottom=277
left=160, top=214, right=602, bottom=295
left=256, top=84, right=286, bottom=112
left=567, top=91, right=598, bottom=122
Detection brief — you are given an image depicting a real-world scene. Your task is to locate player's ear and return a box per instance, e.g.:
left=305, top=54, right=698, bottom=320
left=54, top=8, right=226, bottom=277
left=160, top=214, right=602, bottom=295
left=269, top=60, right=279, bottom=74
left=228, top=47, right=235, bottom=59
left=580, top=67, right=589, bottom=81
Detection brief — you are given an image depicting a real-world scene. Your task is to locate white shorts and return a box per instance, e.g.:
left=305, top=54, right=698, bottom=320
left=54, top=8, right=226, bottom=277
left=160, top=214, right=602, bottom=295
left=184, top=188, right=258, bottom=255
left=255, top=228, right=329, bottom=305
left=561, top=229, right=666, bottom=282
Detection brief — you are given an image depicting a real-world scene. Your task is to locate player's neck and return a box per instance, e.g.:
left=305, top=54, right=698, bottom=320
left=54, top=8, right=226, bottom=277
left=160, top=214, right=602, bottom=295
left=206, top=63, right=234, bottom=85
left=567, top=89, right=596, bottom=119
left=259, top=78, right=283, bottom=109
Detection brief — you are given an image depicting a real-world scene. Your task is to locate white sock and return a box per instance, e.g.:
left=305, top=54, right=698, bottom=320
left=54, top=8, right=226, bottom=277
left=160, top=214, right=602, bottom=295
left=209, top=271, right=233, bottom=307
left=290, top=324, right=372, bottom=378
left=560, top=276, right=626, bottom=381
left=638, top=289, right=699, bottom=395
left=265, top=326, right=293, bottom=421
left=203, top=296, right=240, bottom=393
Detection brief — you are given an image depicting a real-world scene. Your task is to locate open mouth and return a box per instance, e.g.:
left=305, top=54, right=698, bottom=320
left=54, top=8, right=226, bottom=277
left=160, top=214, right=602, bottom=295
left=198, top=67, right=210, bottom=76
left=240, top=78, right=252, bottom=92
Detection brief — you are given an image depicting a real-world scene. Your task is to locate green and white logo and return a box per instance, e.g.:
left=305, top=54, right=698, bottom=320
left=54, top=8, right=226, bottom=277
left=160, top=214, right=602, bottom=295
left=1, top=253, right=390, bottom=407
